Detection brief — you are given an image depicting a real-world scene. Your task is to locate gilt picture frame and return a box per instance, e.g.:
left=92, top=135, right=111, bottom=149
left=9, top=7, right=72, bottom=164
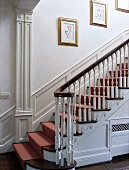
left=115, top=0, right=129, bottom=13
left=58, top=17, right=78, bottom=46
left=90, top=0, right=107, bottom=28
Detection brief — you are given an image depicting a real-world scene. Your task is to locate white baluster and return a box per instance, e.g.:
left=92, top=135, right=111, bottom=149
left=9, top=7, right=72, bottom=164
left=73, top=82, right=76, bottom=134
left=98, top=64, right=101, bottom=109
left=127, top=43, right=129, bottom=87
left=66, top=97, right=72, bottom=166
left=107, top=57, right=110, bottom=98
left=123, top=46, right=126, bottom=87
left=93, top=68, right=96, bottom=109
left=55, top=97, right=60, bottom=165
left=119, top=49, right=122, bottom=89
left=102, top=61, right=105, bottom=109
left=71, top=97, right=74, bottom=164
left=115, top=51, right=118, bottom=98
left=111, top=54, right=114, bottom=98
left=88, top=71, right=91, bottom=121
left=78, top=78, right=82, bottom=121
left=83, top=74, right=87, bottom=121
left=60, top=98, right=64, bottom=167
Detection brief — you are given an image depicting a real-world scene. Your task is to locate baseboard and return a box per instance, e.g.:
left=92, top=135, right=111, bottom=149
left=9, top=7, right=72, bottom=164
left=75, top=152, right=111, bottom=167
left=0, top=137, right=15, bottom=153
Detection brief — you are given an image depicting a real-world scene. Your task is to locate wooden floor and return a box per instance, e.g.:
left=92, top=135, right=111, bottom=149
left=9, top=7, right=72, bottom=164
left=0, top=152, right=129, bottom=170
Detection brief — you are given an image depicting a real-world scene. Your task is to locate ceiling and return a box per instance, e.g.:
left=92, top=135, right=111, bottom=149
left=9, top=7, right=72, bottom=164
left=0, top=0, right=40, bottom=11
left=0, top=0, right=18, bottom=6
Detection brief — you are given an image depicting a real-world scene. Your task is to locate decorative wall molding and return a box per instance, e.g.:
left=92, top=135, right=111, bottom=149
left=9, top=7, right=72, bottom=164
left=0, top=107, right=15, bottom=153
left=15, top=10, right=33, bottom=142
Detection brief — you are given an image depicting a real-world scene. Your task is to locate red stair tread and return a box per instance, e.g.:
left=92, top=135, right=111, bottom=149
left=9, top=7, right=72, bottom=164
left=28, top=132, right=54, bottom=157
left=13, top=142, right=41, bottom=170
left=76, top=103, right=93, bottom=109
left=41, top=122, right=55, bottom=140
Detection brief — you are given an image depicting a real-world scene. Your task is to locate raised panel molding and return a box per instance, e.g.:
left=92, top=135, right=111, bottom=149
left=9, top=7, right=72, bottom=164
left=16, top=116, right=32, bottom=142
left=15, top=10, right=33, bottom=142
left=0, top=106, right=15, bottom=153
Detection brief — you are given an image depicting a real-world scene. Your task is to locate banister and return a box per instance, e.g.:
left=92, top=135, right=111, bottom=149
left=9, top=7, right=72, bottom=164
left=54, top=39, right=129, bottom=94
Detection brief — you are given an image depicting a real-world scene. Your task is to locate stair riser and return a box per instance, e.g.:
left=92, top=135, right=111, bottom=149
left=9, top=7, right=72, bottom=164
left=118, top=63, right=128, bottom=69
left=109, top=70, right=128, bottom=77
left=81, top=95, right=102, bottom=107
left=28, top=136, right=43, bottom=157
left=41, top=124, right=55, bottom=141
left=88, top=87, right=108, bottom=96
left=100, top=79, right=119, bottom=86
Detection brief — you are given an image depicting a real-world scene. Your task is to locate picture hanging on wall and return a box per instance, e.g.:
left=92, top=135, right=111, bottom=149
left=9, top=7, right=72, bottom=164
left=58, top=17, right=78, bottom=47
left=115, top=0, right=129, bottom=13
left=90, top=0, right=108, bottom=28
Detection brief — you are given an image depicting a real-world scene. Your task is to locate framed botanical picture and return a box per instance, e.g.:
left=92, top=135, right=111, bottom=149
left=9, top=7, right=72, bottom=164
left=115, top=0, right=129, bottom=13
left=58, top=17, right=78, bottom=46
left=90, top=0, right=108, bottom=28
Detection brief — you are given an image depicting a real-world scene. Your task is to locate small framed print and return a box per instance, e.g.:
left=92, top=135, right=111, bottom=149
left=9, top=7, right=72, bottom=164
left=90, top=0, right=108, bottom=28
left=58, top=17, right=78, bottom=47
left=115, top=0, right=129, bottom=13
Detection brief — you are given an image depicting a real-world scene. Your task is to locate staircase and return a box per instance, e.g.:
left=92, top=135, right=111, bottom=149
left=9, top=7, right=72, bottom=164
left=14, top=39, right=129, bottom=169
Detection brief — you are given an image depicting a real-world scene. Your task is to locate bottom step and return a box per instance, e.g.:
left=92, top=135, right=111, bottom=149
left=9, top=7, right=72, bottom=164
left=13, top=142, right=42, bottom=170
left=25, top=158, right=77, bottom=170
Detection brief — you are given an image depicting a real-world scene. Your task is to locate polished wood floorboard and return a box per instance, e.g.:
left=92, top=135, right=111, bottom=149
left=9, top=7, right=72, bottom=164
left=0, top=152, right=129, bottom=170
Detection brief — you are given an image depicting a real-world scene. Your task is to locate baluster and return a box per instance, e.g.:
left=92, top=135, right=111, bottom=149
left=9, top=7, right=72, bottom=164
left=83, top=74, right=87, bottom=121
left=115, top=51, right=118, bottom=98
left=128, top=43, right=129, bottom=87
left=102, top=61, right=105, bottom=109
left=55, top=97, right=61, bottom=165
left=107, top=57, right=110, bottom=98
left=66, top=97, right=72, bottom=166
left=123, top=46, right=126, bottom=87
left=93, top=68, right=96, bottom=109
left=71, top=97, right=74, bottom=164
left=68, top=85, right=71, bottom=92
left=119, top=48, right=122, bottom=88
left=62, top=96, right=66, bottom=135
left=61, top=98, right=64, bottom=166
left=73, top=82, right=76, bottom=134
left=88, top=71, right=91, bottom=121
left=78, top=78, right=82, bottom=121
left=98, top=64, right=101, bottom=109
left=111, top=54, right=114, bottom=98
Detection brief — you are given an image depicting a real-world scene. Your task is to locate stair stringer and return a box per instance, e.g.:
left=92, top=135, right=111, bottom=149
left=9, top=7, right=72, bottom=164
left=74, top=89, right=129, bottom=167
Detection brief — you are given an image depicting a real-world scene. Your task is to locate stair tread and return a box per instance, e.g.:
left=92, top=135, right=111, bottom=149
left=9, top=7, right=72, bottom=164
left=41, top=122, right=55, bottom=131
left=25, top=158, right=77, bottom=170
left=13, top=142, right=41, bottom=169
left=80, top=94, right=104, bottom=97
left=76, top=103, right=93, bottom=109
left=28, top=132, right=54, bottom=147
left=14, top=142, right=41, bottom=160
left=28, top=132, right=54, bottom=156
left=76, top=120, right=97, bottom=124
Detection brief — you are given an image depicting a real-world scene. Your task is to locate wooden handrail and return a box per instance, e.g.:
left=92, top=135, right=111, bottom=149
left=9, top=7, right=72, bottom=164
left=54, top=39, right=129, bottom=96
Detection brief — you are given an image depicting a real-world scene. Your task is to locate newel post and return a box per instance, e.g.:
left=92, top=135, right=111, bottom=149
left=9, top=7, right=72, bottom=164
left=15, top=10, right=33, bottom=142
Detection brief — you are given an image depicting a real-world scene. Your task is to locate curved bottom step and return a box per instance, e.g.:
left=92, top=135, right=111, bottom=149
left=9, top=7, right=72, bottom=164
left=25, top=158, right=76, bottom=170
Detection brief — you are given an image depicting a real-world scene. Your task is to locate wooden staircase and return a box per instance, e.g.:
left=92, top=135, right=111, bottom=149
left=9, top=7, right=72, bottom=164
left=13, top=39, right=129, bottom=169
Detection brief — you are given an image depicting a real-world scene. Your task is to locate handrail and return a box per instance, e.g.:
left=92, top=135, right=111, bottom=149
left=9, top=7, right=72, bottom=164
left=54, top=39, right=129, bottom=96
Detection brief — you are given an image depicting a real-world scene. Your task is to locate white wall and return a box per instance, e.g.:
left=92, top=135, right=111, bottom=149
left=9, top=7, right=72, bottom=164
left=0, top=5, right=16, bottom=152
left=0, top=6, right=16, bottom=115
left=32, top=0, right=129, bottom=93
